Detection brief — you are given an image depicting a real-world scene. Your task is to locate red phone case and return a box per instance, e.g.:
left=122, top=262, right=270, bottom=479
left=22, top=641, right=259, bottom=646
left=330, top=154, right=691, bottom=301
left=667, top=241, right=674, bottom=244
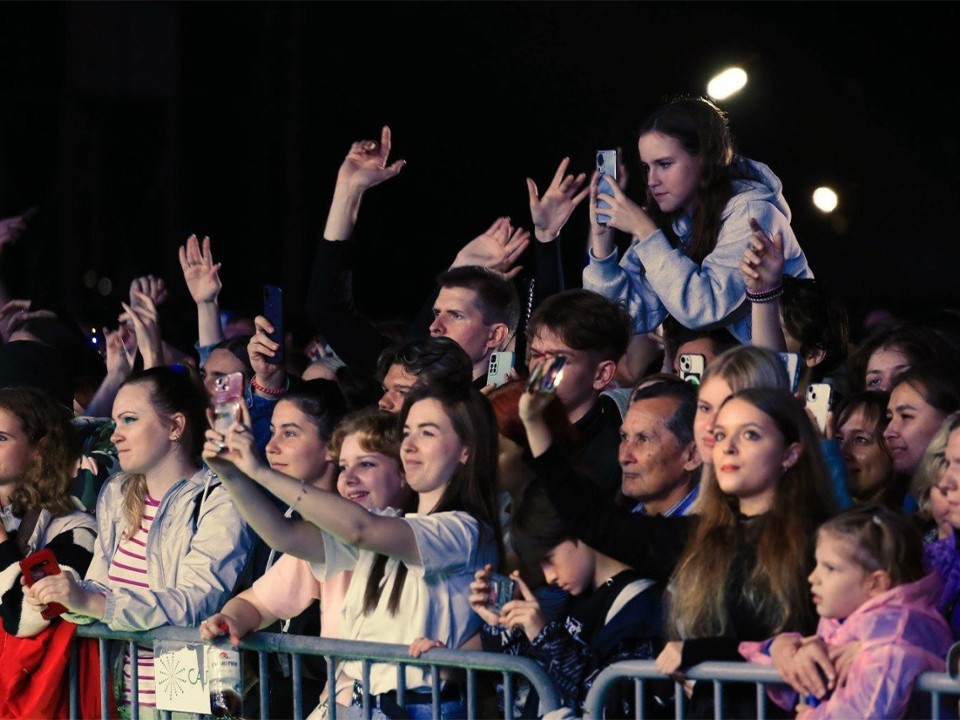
left=19, top=548, right=67, bottom=620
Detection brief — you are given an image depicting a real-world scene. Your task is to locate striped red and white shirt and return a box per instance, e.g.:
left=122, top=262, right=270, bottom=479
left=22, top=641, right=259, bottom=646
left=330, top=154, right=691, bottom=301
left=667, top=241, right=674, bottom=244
left=109, top=493, right=159, bottom=708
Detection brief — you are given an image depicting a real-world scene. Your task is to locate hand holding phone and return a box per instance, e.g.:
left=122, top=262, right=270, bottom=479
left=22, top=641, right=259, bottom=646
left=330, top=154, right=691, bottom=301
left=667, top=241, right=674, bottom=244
left=20, top=548, right=66, bottom=620
left=805, top=383, right=833, bottom=435
left=596, top=149, right=618, bottom=225
left=263, top=285, right=284, bottom=366
left=212, top=371, right=245, bottom=435
left=679, top=353, right=707, bottom=386
left=487, top=351, right=516, bottom=389
left=486, top=572, right=517, bottom=615
left=526, top=355, right=567, bottom=394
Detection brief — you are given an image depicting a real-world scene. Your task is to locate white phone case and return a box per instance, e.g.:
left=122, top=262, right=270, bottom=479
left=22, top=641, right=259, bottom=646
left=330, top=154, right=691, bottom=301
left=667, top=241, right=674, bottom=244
left=679, top=353, right=706, bottom=385
left=805, top=383, right=832, bottom=434
left=486, top=351, right=515, bottom=388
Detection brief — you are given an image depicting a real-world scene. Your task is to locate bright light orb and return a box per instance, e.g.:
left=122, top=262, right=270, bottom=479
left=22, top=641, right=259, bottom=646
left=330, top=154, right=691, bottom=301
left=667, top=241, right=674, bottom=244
left=707, top=68, right=748, bottom=101
left=812, top=186, right=839, bottom=213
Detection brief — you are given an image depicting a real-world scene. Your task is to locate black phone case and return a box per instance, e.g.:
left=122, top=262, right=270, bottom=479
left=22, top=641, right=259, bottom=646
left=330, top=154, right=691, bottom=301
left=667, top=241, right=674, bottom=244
left=263, top=285, right=284, bottom=365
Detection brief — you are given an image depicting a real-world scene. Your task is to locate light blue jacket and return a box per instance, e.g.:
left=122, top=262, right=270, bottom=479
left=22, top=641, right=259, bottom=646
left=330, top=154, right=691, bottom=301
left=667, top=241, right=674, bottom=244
left=71, top=467, right=254, bottom=631
left=583, top=157, right=813, bottom=343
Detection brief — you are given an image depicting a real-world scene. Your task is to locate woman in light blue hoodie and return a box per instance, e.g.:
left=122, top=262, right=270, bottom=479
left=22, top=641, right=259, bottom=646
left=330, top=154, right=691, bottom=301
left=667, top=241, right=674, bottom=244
left=583, top=95, right=813, bottom=344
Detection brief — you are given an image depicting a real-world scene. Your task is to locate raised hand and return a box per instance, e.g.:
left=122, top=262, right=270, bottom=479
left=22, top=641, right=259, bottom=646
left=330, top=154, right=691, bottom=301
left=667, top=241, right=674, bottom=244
left=247, top=315, right=284, bottom=392
left=337, top=125, right=407, bottom=193
left=740, top=218, right=785, bottom=294
left=119, top=290, right=163, bottom=369
left=0, top=214, right=28, bottom=253
left=103, top=326, right=135, bottom=380
left=178, top=234, right=222, bottom=305
left=203, top=402, right=267, bottom=482
left=129, top=274, right=168, bottom=309
left=497, top=571, right=545, bottom=641
left=451, top=216, right=530, bottom=279
left=590, top=170, right=656, bottom=241
left=526, top=157, right=590, bottom=243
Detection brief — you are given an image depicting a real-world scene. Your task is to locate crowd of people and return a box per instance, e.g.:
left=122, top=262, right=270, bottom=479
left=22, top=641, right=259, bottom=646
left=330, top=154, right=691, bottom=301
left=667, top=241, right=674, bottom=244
left=0, top=95, right=958, bottom=719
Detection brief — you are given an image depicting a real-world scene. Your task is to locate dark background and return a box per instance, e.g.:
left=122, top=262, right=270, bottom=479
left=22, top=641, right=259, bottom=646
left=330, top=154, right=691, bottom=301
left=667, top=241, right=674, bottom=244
left=1, top=1, right=957, bottom=354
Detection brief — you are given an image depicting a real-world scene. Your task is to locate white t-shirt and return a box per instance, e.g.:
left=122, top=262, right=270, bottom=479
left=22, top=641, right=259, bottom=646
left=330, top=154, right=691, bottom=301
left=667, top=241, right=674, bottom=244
left=319, top=508, right=497, bottom=695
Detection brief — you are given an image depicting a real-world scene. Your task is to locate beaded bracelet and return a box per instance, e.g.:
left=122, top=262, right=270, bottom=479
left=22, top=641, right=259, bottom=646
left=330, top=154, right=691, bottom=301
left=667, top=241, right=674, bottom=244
left=290, top=480, right=307, bottom=514
left=251, top=376, right=287, bottom=396
left=745, top=284, right=784, bottom=303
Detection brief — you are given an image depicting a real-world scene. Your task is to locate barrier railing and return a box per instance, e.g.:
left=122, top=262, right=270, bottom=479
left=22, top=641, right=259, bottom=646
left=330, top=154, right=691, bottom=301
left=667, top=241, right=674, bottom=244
left=582, top=655, right=960, bottom=719
left=69, top=623, right=562, bottom=720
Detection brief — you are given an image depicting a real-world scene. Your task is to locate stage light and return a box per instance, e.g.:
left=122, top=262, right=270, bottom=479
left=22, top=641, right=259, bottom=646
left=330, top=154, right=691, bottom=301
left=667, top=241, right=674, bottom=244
left=812, top=186, right=839, bottom=213
left=707, top=67, right=747, bottom=100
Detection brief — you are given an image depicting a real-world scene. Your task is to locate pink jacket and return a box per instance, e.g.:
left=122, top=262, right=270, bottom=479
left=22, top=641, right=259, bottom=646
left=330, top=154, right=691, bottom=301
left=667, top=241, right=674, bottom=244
left=740, top=572, right=951, bottom=719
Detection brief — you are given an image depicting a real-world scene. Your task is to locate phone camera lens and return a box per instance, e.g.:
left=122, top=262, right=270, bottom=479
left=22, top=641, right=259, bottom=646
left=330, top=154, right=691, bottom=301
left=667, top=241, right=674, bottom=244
left=596, top=153, right=604, bottom=167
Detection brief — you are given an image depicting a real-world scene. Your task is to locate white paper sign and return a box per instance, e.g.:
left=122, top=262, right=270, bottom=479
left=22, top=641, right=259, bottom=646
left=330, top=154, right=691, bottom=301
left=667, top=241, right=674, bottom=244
left=154, top=642, right=212, bottom=715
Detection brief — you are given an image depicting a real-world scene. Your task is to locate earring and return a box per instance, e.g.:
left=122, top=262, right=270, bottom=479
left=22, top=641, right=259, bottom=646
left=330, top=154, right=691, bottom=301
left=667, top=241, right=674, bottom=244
left=171, top=433, right=181, bottom=442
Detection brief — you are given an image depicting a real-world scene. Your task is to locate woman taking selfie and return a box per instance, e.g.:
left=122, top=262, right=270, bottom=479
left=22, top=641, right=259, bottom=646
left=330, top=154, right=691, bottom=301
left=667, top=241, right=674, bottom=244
left=205, top=382, right=503, bottom=719
left=583, top=95, right=813, bottom=343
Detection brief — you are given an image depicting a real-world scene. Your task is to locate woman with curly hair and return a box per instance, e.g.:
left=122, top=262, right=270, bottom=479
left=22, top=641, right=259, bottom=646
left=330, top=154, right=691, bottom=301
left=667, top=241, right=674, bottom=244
left=0, top=385, right=97, bottom=637
left=0, top=386, right=99, bottom=719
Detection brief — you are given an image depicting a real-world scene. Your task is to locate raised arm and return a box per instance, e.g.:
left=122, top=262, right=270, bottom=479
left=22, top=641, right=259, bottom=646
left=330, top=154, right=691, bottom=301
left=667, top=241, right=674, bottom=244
left=178, top=234, right=224, bottom=351
left=83, top=327, right=134, bottom=418
left=740, top=218, right=787, bottom=352
left=449, top=216, right=530, bottom=279
left=205, top=410, right=421, bottom=566
left=323, top=125, right=406, bottom=241
left=305, top=126, right=406, bottom=373
left=120, top=290, right=164, bottom=369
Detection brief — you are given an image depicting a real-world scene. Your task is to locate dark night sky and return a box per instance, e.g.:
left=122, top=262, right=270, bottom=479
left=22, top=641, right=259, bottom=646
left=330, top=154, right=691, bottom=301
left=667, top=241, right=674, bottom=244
left=1, top=2, right=958, bottom=352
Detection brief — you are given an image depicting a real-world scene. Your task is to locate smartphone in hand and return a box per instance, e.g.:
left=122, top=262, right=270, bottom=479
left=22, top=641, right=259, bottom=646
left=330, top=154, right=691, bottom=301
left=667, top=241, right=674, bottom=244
left=263, top=285, right=284, bottom=366
left=20, top=548, right=66, bottom=620
left=486, top=572, right=517, bottom=615
left=679, top=353, right=707, bottom=386
left=805, top=383, right=833, bottom=434
left=487, top=351, right=516, bottom=389
left=212, top=371, right=245, bottom=435
left=596, top=149, right=618, bottom=225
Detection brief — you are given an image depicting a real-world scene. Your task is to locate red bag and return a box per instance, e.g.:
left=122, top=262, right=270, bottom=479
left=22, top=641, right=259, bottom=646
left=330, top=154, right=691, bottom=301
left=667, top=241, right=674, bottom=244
left=0, top=619, right=117, bottom=719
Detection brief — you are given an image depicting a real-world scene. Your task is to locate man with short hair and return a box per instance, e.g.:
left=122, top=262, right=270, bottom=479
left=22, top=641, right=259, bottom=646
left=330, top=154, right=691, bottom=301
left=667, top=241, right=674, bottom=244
left=526, top=288, right=631, bottom=497
left=376, top=336, right=473, bottom=413
left=429, top=266, right=520, bottom=385
left=621, top=381, right=701, bottom=517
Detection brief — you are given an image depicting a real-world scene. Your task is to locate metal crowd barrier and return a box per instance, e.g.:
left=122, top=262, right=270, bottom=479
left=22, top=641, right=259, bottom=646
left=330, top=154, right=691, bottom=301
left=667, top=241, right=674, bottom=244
left=68, top=623, right=561, bottom=720
left=582, top=652, right=960, bottom=720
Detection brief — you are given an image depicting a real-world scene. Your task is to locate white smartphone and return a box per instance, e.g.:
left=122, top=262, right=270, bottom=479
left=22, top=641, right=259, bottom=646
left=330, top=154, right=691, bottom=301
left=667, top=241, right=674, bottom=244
left=805, top=383, right=833, bottom=434
left=779, top=352, right=803, bottom=394
left=486, top=351, right=516, bottom=388
left=596, top=149, right=617, bottom=225
left=679, top=353, right=706, bottom=386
